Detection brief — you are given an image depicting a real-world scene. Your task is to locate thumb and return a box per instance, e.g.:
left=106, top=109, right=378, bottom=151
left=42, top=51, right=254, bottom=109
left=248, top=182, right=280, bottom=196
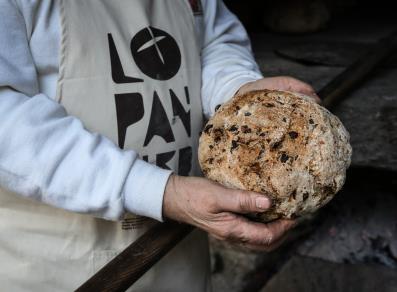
left=216, top=189, right=272, bottom=214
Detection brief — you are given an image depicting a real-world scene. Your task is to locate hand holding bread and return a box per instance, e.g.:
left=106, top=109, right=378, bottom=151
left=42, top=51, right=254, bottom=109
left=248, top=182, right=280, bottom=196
left=163, top=175, right=295, bottom=251
left=163, top=77, right=351, bottom=251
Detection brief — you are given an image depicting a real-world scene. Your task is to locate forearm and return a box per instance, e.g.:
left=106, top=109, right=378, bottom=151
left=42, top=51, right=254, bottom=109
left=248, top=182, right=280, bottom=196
left=0, top=1, right=171, bottom=221
left=0, top=89, right=171, bottom=221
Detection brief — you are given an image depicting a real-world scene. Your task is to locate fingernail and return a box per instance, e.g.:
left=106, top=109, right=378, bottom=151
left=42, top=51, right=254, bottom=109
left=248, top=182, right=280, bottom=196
left=288, top=220, right=298, bottom=228
left=255, top=197, right=271, bottom=210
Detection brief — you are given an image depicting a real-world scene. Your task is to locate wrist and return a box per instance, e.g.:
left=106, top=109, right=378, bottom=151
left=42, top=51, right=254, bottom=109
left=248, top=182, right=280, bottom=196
left=163, top=174, right=180, bottom=221
left=235, top=78, right=266, bottom=97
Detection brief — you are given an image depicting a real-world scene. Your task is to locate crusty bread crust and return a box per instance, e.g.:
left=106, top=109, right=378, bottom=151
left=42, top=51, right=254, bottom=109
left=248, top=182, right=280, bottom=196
left=199, top=90, right=352, bottom=222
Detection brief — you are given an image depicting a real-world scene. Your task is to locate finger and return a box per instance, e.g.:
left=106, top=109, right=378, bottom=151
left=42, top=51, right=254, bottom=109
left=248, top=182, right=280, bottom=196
left=296, top=84, right=320, bottom=102
left=239, top=231, right=289, bottom=252
left=312, top=94, right=322, bottom=104
left=289, top=82, right=321, bottom=104
left=214, top=189, right=271, bottom=214
left=227, top=217, right=296, bottom=246
left=291, top=81, right=316, bottom=96
left=303, top=90, right=321, bottom=104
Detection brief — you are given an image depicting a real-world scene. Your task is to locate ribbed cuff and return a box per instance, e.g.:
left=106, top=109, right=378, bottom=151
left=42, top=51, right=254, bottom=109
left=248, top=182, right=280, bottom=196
left=122, top=159, right=173, bottom=222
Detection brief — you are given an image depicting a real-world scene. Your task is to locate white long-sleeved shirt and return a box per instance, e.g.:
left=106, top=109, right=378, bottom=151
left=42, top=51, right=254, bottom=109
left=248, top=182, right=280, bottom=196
left=0, top=0, right=262, bottom=221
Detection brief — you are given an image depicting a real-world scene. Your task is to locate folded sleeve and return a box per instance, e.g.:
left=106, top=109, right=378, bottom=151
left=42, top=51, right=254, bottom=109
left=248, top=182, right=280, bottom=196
left=0, top=0, right=171, bottom=221
left=200, top=0, right=263, bottom=118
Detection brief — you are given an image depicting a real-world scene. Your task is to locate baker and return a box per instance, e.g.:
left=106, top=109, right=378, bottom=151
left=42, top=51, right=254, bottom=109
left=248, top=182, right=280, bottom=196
left=0, top=0, right=319, bottom=291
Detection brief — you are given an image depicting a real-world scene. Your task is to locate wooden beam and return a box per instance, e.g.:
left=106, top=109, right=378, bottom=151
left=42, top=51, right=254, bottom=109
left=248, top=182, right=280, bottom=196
left=319, top=30, right=397, bottom=109
left=75, top=222, right=192, bottom=292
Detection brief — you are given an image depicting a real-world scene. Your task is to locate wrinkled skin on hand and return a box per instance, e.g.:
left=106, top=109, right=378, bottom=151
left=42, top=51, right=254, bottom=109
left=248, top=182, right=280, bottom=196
left=163, top=175, right=295, bottom=252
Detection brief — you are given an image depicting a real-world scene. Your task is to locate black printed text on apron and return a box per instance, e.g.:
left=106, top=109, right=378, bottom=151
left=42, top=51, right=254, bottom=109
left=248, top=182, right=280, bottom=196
left=108, top=27, right=194, bottom=176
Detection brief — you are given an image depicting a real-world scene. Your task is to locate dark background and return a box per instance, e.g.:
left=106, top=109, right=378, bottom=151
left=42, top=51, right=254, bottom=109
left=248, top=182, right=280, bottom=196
left=224, top=0, right=397, bottom=33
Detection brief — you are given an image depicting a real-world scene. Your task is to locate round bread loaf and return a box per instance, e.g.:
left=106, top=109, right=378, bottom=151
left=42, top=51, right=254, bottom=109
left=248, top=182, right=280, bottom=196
left=198, top=90, right=352, bottom=222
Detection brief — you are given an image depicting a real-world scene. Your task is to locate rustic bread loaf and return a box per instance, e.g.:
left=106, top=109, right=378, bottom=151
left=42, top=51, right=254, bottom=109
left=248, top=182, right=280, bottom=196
left=198, top=90, right=352, bottom=222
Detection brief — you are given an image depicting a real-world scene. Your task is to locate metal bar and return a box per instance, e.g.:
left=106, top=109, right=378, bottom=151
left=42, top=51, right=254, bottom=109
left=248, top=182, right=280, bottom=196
left=75, top=222, right=192, bottom=292
left=76, top=30, right=397, bottom=292
left=319, top=30, right=397, bottom=109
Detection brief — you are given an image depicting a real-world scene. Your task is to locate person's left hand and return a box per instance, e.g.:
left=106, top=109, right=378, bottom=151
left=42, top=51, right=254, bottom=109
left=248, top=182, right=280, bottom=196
left=236, top=76, right=321, bottom=103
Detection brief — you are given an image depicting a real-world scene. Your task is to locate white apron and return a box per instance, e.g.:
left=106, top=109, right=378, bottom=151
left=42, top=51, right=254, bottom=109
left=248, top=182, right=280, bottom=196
left=0, top=0, right=210, bottom=291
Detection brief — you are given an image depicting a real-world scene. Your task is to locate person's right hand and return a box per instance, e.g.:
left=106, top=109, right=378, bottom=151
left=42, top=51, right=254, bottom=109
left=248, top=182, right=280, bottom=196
left=163, top=175, right=296, bottom=251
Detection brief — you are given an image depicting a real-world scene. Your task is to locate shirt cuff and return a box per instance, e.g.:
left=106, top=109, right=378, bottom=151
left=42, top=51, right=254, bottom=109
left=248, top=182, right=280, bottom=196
left=122, top=159, right=173, bottom=222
